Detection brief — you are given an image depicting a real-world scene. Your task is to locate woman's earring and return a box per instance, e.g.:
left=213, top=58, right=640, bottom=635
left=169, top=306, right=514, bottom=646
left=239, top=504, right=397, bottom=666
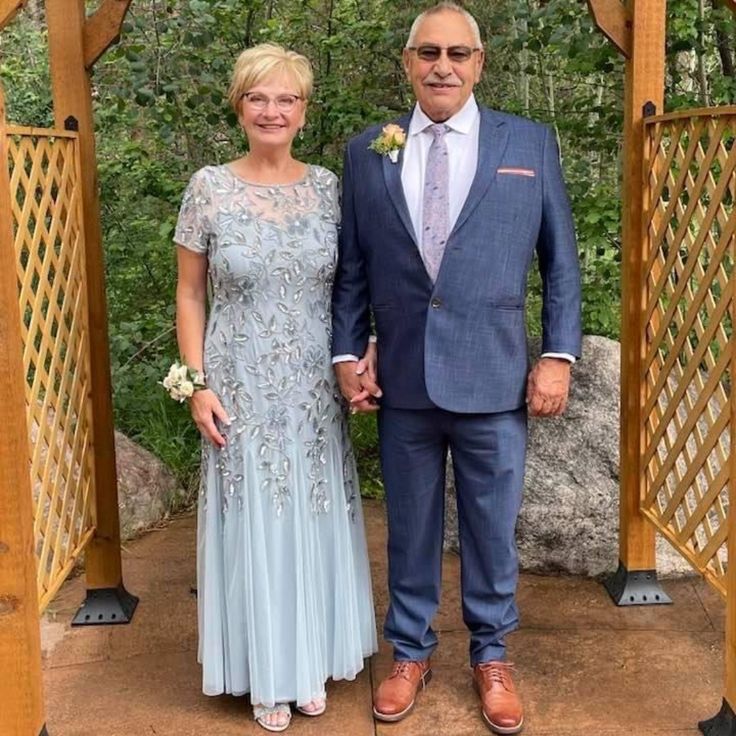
left=298, top=127, right=305, bottom=141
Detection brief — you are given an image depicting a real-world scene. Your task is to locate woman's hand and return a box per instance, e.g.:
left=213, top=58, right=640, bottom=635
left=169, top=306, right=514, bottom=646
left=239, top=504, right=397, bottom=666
left=189, top=388, right=231, bottom=448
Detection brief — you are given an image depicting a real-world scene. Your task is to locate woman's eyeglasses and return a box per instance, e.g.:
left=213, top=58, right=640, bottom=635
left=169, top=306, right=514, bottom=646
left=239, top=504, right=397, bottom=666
left=241, top=92, right=302, bottom=112
left=406, top=45, right=481, bottom=63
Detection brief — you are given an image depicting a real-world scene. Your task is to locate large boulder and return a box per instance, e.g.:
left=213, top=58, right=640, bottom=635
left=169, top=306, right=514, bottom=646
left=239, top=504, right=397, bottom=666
left=443, top=335, right=693, bottom=577
left=29, top=407, right=182, bottom=542
left=115, top=431, right=184, bottom=539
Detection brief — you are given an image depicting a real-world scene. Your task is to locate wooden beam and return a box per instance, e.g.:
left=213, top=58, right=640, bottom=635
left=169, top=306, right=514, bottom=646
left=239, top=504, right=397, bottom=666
left=728, top=274, right=736, bottom=711
left=0, top=83, right=47, bottom=736
left=618, top=0, right=666, bottom=571
left=0, top=0, right=25, bottom=31
left=587, top=0, right=632, bottom=58
left=45, top=0, right=124, bottom=589
left=82, top=0, right=132, bottom=70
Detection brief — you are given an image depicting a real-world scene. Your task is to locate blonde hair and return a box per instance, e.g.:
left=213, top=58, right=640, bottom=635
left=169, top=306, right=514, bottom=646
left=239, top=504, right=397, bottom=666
left=228, top=43, right=313, bottom=114
left=407, top=2, right=483, bottom=48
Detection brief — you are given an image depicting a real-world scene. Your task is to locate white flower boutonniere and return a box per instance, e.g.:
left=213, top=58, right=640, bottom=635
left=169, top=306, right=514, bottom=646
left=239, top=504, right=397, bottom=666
left=161, top=361, right=206, bottom=402
left=369, top=123, right=406, bottom=163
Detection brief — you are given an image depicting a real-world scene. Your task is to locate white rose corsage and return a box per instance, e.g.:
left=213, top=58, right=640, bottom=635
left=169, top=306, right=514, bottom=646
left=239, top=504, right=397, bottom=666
left=161, top=361, right=206, bottom=402
left=369, top=123, right=406, bottom=163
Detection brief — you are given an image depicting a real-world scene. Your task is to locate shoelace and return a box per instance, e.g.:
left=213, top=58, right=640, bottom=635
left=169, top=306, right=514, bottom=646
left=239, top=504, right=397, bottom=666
left=477, top=662, right=515, bottom=691
left=390, top=661, right=419, bottom=681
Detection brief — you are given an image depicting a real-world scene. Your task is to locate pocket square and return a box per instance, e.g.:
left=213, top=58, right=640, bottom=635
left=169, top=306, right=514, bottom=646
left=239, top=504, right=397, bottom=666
left=497, top=167, right=536, bottom=177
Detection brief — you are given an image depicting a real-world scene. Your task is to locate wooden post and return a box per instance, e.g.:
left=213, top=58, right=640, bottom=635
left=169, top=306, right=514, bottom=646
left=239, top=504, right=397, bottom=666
left=726, top=342, right=736, bottom=732
left=698, top=210, right=736, bottom=735
left=0, top=85, right=47, bottom=736
left=617, top=0, right=666, bottom=571
left=700, top=0, right=736, bottom=721
left=45, top=0, right=137, bottom=623
left=590, top=0, right=671, bottom=604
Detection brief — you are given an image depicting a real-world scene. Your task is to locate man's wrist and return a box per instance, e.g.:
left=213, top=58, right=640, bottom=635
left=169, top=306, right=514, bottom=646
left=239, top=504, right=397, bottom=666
left=333, top=336, right=377, bottom=364
left=333, top=354, right=360, bottom=364
left=540, top=352, right=575, bottom=364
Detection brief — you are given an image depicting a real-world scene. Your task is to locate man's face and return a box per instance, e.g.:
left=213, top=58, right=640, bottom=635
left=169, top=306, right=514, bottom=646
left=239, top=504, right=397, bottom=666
left=403, top=10, right=484, bottom=123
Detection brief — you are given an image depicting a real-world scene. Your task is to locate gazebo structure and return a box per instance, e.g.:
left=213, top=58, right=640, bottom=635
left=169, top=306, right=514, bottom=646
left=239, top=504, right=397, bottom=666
left=1, top=1, right=735, bottom=734
left=0, top=2, right=134, bottom=735
left=590, top=1, right=736, bottom=731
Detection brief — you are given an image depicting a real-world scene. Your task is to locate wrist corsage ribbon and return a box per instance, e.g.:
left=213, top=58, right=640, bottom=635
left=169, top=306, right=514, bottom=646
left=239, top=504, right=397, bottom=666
left=161, top=361, right=206, bottom=402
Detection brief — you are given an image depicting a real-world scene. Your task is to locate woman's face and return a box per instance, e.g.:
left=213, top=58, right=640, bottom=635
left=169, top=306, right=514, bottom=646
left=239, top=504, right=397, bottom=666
left=237, top=72, right=306, bottom=151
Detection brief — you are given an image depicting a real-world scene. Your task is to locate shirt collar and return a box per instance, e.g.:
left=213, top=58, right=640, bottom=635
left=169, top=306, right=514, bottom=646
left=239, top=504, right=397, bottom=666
left=408, top=94, right=479, bottom=136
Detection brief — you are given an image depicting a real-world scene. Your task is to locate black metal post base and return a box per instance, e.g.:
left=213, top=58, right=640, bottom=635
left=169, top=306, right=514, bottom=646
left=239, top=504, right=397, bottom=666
left=71, top=584, right=138, bottom=626
left=699, top=700, right=736, bottom=735
left=604, top=561, right=672, bottom=606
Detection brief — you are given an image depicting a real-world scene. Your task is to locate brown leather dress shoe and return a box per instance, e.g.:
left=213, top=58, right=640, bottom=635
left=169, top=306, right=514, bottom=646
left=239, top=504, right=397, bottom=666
left=373, top=659, right=432, bottom=722
left=473, top=661, right=524, bottom=734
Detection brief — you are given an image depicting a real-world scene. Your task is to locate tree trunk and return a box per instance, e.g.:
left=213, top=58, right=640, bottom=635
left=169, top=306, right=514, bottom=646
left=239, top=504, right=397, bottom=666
left=697, top=0, right=710, bottom=106
left=512, top=14, right=530, bottom=114
left=711, top=0, right=735, bottom=80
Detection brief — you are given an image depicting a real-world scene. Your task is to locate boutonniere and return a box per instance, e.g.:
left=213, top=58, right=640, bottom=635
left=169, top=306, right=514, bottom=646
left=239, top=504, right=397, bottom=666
left=369, top=123, right=406, bottom=163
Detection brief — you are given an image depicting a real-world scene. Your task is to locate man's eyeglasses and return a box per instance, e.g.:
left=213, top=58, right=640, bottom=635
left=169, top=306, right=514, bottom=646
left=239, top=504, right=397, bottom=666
left=241, top=92, right=302, bottom=112
left=406, top=45, right=481, bottom=63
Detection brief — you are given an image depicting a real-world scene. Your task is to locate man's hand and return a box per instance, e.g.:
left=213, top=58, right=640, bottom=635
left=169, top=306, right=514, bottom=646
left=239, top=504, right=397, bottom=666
left=334, top=342, right=382, bottom=413
left=526, top=357, right=571, bottom=417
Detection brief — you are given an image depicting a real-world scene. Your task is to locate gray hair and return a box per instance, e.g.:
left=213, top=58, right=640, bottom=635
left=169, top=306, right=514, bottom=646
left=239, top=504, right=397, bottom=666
left=406, top=2, right=483, bottom=48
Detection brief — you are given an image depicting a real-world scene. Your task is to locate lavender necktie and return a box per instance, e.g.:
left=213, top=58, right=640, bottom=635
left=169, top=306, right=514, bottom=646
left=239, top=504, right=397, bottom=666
left=421, top=123, right=450, bottom=282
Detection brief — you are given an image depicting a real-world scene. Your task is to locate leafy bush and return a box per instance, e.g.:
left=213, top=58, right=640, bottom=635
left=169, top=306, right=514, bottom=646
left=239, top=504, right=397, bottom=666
left=3, top=0, right=734, bottom=498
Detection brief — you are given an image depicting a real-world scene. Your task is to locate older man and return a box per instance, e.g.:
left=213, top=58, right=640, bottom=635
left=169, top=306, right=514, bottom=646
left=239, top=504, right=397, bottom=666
left=332, top=3, right=581, bottom=732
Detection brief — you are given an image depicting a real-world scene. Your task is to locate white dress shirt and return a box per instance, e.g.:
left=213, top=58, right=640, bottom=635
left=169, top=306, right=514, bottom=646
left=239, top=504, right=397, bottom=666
left=402, top=95, right=480, bottom=240
left=334, top=94, right=574, bottom=365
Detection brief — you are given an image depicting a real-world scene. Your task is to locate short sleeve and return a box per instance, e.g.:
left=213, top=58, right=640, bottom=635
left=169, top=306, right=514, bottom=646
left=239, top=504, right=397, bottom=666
left=174, top=168, right=213, bottom=254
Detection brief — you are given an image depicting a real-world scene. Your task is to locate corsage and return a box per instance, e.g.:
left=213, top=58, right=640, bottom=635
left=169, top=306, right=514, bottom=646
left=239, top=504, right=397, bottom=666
left=161, top=361, right=206, bottom=402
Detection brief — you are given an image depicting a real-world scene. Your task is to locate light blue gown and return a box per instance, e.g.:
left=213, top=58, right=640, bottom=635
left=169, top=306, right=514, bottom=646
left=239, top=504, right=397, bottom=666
left=175, top=164, right=377, bottom=707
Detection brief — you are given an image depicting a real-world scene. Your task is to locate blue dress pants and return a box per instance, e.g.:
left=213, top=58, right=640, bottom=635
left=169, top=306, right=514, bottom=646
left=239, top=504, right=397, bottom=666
left=377, top=405, right=527, bottom=665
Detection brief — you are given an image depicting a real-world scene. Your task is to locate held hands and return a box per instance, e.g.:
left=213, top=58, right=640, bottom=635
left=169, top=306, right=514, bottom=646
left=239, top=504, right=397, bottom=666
left=526, top=357, right=571, bottom=417
left=334, top=341, right=382, bottom=413
left=189, top=388, right=231, bottom=447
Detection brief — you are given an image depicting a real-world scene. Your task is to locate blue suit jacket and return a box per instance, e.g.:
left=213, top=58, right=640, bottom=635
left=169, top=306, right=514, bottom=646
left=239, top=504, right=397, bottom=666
left=331, top=106, right=582, bottom=413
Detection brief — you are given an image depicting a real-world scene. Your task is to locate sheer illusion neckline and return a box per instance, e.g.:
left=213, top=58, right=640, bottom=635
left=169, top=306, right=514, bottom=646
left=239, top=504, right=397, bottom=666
left=222, top=163, right=312, bottom=188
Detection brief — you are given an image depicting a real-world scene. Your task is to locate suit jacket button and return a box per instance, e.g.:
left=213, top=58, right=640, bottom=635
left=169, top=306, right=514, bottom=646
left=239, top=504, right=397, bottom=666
left=431, top=298, right=442, bottom=308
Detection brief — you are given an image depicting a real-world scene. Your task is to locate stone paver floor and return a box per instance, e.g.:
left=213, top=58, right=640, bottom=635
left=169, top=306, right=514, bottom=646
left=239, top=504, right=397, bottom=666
left=42, top=500, right=725, bottom=735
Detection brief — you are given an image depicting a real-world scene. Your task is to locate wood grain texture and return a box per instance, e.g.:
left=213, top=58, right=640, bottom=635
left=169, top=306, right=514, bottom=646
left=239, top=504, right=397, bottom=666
left=7, top=129, right=98, bottom=611
left=0, top=82, right=46, bottom=736
left=0, top=0, right=25, bottom=31
left=46, top=0, right=123, bottom=588
left=640, top=112, right=736, bottom=595
left=83, top=0, right=132, bottom=70
left=617, top=0, right=667, bottom=569
left=586, top=0, right=632, bottom=58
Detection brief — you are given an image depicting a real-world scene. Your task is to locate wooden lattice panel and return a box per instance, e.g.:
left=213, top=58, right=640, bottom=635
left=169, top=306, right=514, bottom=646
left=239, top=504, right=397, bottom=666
left=642, top=110, right=736, bottom=596
left=6, top=126, right=96, bottom=611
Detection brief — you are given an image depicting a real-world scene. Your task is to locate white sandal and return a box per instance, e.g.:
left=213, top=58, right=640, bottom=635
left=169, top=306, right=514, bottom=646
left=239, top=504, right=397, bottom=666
left=296, top=695, right=327, bottom=717
left=252, top=703, right=292, bottom=733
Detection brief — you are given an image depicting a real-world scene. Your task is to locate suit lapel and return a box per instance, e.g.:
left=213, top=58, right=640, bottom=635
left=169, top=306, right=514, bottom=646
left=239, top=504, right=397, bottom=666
left=450, top=108, right=509, bottom=237
left=382, top=113, right=417, bottom=246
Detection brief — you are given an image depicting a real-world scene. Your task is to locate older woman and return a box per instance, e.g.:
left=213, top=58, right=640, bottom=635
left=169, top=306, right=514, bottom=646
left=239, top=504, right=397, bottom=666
left=173, top=43, right=377, bottom=732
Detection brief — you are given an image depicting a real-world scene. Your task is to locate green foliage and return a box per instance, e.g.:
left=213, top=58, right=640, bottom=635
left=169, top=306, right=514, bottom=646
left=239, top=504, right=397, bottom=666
left=0, top=17, right=52, bottom=125
left=350, top=413, right=383, bottom=498
left=2, top=0, right=736, bottom=496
